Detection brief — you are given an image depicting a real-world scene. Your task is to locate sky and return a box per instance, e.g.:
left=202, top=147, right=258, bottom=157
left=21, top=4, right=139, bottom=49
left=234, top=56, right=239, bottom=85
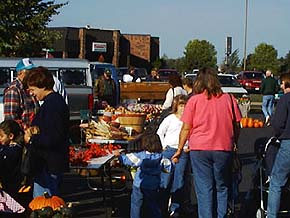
left=48, top=0, right=290, bottom=65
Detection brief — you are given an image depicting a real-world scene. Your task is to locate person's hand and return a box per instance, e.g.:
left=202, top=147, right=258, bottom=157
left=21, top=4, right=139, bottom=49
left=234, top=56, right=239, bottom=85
left=171, top=149, right=182, bottom=163
left=172, top=157, right=179, bottom=164
left=113, top=150, right=120, bottom=157
left=24, top=129, right=32, bottom=144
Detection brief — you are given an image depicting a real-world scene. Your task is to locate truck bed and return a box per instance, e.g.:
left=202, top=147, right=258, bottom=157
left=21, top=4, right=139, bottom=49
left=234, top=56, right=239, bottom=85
left=120, top=82, right=170, bottom=101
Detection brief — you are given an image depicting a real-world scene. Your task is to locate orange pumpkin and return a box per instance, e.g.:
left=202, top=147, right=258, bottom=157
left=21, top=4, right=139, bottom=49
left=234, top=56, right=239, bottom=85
left=258, top=121, right=264, bottom=128
left=254, top=122, right=260, bottom=128
left=29, top=192, right=66, bottom=211
left=247, top=118, right=254, bottom=128
left=240, top=118, right=248, bottom=128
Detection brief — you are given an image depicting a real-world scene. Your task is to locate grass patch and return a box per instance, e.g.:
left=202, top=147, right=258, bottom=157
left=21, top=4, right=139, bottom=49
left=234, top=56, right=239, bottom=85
left=249, top=94, right=262, bottom=102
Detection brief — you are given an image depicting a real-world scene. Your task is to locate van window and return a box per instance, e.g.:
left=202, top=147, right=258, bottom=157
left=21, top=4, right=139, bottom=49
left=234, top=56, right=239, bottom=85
left=59, top=69, right=86, bottom=85
left=0, top=68, right=11, bottom=86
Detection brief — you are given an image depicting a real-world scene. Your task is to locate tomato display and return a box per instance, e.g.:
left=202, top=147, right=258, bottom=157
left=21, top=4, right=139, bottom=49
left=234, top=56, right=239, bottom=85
left=69, top=143, right=121, bottom=166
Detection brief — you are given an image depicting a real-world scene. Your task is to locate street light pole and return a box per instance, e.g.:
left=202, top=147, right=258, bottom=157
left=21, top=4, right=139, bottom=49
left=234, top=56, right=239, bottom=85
left=243, top=0, right=248, bottom=71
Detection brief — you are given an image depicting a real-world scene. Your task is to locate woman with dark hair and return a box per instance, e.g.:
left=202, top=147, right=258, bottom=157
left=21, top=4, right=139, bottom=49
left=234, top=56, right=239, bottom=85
left=0, top=120, right=24, bottom=198
left=24, top=66, right=69, bottom=198
left=172, top=67, right=242, bottom=218
left=162, top=74, right=187, bottom=110
left=157, top=94, right=189, bottom=217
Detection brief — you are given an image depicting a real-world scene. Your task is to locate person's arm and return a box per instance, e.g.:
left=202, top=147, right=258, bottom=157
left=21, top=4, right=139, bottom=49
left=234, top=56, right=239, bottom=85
left=162, top=88, right=174, bottom=109
left=156, top=117, right=170, bottom=149
left=3, top=87, right=21, bottom=121
left=271, top=96, right=287, bottom=137
left=119, top=151, right=144, bottom=167
left=171, top=122, right=191, bottom=162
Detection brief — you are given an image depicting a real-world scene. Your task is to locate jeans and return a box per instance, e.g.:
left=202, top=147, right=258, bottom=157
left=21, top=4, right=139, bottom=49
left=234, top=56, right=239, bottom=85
left=262, top=95, right=275, bottom=118
left=130, top=185, right=161, bottom=218
left=162, top=146, right=188, bottom=212
left=267, top=139, right=290, bottom=218
left=33, top=169, right=62, bottom=198
left=190, top=150, right=231, bottom=218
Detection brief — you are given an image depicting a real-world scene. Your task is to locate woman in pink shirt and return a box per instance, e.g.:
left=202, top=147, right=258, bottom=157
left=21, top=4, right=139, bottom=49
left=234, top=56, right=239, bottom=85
left=172, top=67, right=242, bottom=218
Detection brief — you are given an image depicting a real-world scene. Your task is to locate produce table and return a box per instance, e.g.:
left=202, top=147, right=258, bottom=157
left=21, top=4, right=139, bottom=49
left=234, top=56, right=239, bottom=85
left=88, top=134, right=143, bottom=152
left=70, top=149, right=125, bottom=215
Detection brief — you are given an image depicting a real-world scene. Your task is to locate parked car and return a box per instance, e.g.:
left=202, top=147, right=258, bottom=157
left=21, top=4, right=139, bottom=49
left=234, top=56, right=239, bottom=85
left=185, top=73, right=248, bottom=97
left=237, top=71, right=265, bottom=93
left=157, top=69, right=179, bottom=81
left=117, top=67, right=148, bottom=82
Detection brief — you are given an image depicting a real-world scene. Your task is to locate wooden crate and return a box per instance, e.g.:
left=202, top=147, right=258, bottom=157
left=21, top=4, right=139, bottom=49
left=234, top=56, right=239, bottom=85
left=120, top=82, right=170, bottom=100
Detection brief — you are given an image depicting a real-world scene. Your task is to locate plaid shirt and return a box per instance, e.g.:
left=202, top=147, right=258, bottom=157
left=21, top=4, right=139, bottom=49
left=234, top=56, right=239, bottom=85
left=3, top=79, right=39, bottom=129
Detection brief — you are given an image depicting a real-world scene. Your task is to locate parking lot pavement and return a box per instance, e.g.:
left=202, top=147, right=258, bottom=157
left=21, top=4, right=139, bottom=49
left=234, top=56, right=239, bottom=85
left=60, top=117, right=274, bottom=218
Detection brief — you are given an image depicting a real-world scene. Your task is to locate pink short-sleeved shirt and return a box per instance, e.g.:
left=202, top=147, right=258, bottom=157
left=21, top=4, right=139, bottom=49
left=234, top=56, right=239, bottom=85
left=181, top=93, right=242, bottom=151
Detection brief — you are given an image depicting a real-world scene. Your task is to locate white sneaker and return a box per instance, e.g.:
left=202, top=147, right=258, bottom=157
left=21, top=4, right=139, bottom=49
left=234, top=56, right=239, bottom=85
left=265, top=116, right=271, bottom=126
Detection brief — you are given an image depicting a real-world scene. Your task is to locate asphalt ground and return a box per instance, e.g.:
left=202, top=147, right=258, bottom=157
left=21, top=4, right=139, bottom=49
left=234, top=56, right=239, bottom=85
left=12, top=109, right=280, bottom=218
left=55, top=110, right=283, bottom=218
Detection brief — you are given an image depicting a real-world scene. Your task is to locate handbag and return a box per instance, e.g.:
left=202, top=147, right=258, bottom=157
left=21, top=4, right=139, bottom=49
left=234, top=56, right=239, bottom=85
left=229, top=94, right=240, bottom=145
left=229, top=94, right=242, bottom=173
left=21, top=145, right=42, bottom=177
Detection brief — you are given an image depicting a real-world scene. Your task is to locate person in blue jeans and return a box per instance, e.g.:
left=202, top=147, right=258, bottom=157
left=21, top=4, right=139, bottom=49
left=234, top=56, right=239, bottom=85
left=267, top=73, right=290, bottom=218
left=172, top=67, right=242, bottom=218
left=24, top=67, right=69, bottom=198
left=157, top=95, right=189, bottom=217
left=114, top=133, right=172, bottom=218
left=261, top=70, right=278, bottom=126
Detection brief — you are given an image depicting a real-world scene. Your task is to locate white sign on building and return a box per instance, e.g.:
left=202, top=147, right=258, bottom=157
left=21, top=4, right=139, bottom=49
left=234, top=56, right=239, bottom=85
left=92, top=42, right=107, bottom=52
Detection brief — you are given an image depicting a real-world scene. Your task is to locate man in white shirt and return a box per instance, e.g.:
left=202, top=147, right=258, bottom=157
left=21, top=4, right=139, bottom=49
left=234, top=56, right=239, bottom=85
left=123, top=67, right=141, bottom=83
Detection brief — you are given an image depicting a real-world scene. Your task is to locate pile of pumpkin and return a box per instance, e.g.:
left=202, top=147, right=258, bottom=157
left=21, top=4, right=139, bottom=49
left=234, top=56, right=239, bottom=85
left=240, top=117, right=264, bottom=128
left=29, top=192, right=75, bottom=218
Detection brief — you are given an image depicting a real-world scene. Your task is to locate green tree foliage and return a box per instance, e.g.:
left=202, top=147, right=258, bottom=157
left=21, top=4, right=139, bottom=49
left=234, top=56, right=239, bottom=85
left=249, top=43, right=279, bottom=74
left=222, top=49, right=240, bottom=73
left=184, top=39, right=217, bottom=71
left=279, top=51, right=290, bottom=73
left=0, top=0, right=67, bottom=57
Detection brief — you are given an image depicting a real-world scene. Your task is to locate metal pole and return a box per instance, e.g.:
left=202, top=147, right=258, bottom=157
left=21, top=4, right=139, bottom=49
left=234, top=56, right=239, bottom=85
left=243, top=0, right=248, bottom=71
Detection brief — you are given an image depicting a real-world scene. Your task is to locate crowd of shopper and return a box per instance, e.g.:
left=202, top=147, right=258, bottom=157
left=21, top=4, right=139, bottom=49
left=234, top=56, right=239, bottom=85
left=0, top=58, right=70, bottom=216
left=1, top=59, right=289, bottom=218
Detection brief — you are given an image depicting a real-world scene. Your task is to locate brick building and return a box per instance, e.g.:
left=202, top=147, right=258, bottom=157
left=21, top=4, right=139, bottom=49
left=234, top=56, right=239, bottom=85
left=48, top=27, right=159, bottom=70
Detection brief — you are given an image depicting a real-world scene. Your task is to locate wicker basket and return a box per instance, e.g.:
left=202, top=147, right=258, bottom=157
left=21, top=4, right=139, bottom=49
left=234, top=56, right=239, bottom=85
left=118, top=113, right=146, bottom=133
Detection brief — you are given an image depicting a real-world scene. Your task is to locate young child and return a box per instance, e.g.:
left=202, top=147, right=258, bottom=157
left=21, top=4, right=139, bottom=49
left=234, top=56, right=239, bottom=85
left=114, top=133, right=172, bottom=218
left=0, top=120, right=24, bottom=198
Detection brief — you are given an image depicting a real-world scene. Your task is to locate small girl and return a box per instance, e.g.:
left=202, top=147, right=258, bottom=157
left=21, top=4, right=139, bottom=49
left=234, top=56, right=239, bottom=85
left=0, top=120, right=24, bottom=198
left=114, top=133, right=172, bottom=218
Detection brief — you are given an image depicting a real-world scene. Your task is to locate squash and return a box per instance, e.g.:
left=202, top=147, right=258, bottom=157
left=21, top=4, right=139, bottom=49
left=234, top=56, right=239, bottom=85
left=29, top=192, right=66, bottom=211
left=240, top=118, right=248, bottom=128
left=254, top=122, right=260, bottom=128
left=247, top=118, right=254, bottom=128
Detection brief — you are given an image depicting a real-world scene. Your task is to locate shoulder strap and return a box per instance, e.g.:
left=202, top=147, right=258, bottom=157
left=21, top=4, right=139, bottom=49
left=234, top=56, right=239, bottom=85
left=229, top=94, right=236, bottom=122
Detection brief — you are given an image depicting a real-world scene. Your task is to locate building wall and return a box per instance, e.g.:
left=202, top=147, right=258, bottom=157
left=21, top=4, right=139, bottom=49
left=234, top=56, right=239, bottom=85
left=48, top=27, right=159, bottom=70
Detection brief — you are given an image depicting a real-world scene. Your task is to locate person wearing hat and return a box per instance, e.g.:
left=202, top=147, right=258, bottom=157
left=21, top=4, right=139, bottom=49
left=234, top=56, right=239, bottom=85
left=3, top=58, right=40, bottom=130
left=94, top=69, right=117, bottom=109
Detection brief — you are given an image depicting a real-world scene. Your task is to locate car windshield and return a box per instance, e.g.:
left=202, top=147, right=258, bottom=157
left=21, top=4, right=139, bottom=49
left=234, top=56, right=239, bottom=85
left=218, top=75, right=241, bottom=87
left=60, top=69, right=86, bottom=85
left=0, top=68, right=11, bottom=86
left=244, top=72, right=264, bottom=79
left=158, top=70, right=177, bottom=77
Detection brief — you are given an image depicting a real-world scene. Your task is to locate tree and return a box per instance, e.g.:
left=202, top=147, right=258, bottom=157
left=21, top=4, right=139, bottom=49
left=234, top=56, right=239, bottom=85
left=248, top=43, right=279, bottom=74
left=222, top=49, right=240, bottom=73
left=279, top=51, right=290, bottom=73
left=184, top=39, right=217, bottom=71
left=0, top=0, right=67, bottom=57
